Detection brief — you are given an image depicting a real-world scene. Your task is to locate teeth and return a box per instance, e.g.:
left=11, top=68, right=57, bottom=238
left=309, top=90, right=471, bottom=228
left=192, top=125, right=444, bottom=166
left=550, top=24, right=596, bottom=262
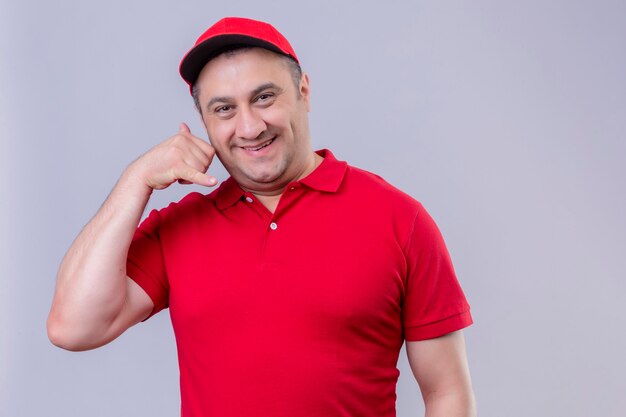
left=244, top=139, right=273, bottom=151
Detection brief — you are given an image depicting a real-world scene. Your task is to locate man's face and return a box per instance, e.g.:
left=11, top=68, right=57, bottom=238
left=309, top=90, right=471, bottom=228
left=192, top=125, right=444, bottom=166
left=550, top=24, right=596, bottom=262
left=196, top=47, right=312, bottom=194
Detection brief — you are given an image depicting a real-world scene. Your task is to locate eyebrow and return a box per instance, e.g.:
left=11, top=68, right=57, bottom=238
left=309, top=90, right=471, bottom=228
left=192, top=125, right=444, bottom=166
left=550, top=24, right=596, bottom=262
left=205, top=82, right=283, bottom=110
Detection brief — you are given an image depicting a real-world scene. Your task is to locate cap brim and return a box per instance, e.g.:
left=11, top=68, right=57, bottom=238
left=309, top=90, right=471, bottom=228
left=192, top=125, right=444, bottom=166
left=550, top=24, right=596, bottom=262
left=179, top=34, right=290, bottom=86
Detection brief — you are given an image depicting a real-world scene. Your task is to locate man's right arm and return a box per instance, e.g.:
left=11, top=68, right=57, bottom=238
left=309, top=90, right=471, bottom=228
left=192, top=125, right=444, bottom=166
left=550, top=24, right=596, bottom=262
left=47, top=124, right=216, bottom=351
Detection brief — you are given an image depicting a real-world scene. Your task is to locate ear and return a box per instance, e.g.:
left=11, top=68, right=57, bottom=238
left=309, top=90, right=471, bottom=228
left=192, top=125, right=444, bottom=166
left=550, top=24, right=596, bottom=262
left=299, top=73, right=311, bottom=112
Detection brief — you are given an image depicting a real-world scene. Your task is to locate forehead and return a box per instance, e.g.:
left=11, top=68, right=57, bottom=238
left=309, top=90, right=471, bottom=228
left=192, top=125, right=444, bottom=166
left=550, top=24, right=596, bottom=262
left=196, top=48, right=292, bottom=97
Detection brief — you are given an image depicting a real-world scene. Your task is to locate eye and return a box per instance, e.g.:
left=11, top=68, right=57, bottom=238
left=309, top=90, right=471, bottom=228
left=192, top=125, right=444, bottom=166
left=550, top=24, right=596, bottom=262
left=255, top=93, right=274, bottom=103
left=215, top=105, right=233, bottom=113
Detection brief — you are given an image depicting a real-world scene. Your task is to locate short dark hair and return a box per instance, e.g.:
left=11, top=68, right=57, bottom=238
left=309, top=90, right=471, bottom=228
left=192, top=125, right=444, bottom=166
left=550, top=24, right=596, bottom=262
left=191, top=46, right=303, bottom=114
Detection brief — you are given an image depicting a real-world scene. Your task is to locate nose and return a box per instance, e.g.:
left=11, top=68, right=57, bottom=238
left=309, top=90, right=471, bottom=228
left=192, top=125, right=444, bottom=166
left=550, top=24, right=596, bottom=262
left=235, top=106, right=266, bottom=140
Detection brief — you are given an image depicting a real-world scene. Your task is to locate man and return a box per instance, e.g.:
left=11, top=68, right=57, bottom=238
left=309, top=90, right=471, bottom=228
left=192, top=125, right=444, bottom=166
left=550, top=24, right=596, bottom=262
left=48, top=17, right=476, bottom=417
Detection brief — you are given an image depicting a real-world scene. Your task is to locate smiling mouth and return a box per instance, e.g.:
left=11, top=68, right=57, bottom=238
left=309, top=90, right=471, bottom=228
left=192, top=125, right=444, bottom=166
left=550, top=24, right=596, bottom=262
left=242, top=138, right=275, bottom=152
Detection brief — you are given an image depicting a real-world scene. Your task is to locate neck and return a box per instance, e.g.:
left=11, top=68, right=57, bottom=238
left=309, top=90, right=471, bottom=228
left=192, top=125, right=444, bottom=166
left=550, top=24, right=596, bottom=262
left=250, top=152, right=323, bottom=213
left=253, top=193, right=282, bottom=213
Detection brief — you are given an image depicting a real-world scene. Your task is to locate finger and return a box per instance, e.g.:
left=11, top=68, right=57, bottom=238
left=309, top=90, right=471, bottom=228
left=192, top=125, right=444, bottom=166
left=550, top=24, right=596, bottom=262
left=179, top=122, right=191, bottom=134
left=188, top=134, right=216, bottom=157
left=178, top=167, right=217, bottom=187
left=188, top=151, right=217, bottom=186
left=175, top=155, right=217, bottom=187
left=187, top=142, right=215, bottom=168
left=175, top=125, right=215, bottom=159
left=167, top=129, right=214, bottom=168
left=182, top=152, right=210, bottom=174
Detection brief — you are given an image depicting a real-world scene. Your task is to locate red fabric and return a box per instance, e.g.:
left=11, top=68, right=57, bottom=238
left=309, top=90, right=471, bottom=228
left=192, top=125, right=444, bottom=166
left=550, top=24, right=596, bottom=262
left=179, top=17, right=299, bottom=90
left=127, top=149, right=472, bottom=417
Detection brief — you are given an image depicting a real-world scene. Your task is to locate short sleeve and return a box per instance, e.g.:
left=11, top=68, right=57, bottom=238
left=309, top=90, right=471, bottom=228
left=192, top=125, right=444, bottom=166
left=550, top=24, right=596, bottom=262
left=126, top=209, right=170, bottom=319
left=402, top=205, right=472, bottom=341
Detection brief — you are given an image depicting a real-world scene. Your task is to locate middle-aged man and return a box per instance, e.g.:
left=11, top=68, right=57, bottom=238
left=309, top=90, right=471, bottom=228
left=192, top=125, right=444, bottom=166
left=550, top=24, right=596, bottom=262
left=48, top=17, right=476, bottom=417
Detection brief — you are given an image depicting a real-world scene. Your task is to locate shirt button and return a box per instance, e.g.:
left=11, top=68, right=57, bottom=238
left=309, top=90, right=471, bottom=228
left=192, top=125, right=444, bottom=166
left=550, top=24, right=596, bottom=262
left=245, top=196, right=253, bottom=203
left=289, top=186, right=296, bottom=191
left=270, top=222, right=278, bottom=230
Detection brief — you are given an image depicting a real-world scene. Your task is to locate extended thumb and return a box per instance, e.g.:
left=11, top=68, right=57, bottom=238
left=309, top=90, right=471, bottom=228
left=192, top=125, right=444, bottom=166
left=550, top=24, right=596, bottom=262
left=179, top=122, right=191, bottom=133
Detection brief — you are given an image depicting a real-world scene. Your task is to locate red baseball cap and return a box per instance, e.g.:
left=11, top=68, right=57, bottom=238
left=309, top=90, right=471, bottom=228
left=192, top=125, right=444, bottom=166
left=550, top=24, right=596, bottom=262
left=179, top=17, right=299, bottom=91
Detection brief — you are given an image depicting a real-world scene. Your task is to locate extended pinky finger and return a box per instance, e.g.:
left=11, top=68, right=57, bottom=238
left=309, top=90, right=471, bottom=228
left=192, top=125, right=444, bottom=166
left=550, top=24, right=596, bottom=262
left=178, top=168, right=218, bottom=187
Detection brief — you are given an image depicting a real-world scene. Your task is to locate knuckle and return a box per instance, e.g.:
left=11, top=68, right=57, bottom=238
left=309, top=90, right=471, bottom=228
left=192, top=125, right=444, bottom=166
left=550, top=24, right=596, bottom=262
left=165, top=146, right=185, bottom=162
left=167, top=167, right=180, bottom=181
left=169, top=134, right=190, bottom=148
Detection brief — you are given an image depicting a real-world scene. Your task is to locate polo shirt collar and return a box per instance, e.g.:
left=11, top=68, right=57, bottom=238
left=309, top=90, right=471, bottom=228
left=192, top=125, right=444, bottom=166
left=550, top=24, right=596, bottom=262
left=214, top=149, right=347, bottom=211
left=214, top=177, right=245, bottom=211
left=300, top=149, right=347, bottom=192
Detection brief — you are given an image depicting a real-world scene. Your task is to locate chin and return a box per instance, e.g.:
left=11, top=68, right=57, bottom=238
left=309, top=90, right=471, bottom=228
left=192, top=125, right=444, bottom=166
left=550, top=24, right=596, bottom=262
left=243, top=163, right=288, bottom=184
left=247, top=172, right=283, bottom=185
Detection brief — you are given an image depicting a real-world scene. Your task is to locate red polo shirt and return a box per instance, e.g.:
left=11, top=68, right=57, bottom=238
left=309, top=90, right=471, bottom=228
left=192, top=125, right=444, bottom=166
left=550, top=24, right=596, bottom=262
left=127, top=149, right=472, bottom=417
